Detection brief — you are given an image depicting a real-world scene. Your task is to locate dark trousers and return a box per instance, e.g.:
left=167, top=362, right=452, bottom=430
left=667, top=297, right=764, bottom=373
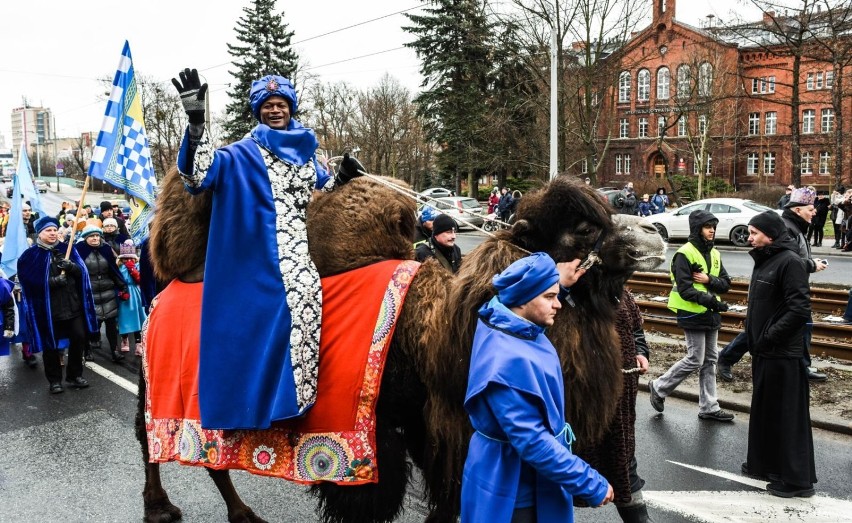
left=96, top=317, right=119, bottom=352
left=511, top=507, right=536, bottom=523
left=43, top=315, right=87, bottom=383
left=719, top=326, right=813, bottom=367
left=833, top=224, right=842, bottom=245
left=808, top=222, right=825, bottom=245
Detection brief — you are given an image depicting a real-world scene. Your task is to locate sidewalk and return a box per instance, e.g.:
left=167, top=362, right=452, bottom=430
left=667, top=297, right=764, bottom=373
left=642, top=333, right=852, bottom=436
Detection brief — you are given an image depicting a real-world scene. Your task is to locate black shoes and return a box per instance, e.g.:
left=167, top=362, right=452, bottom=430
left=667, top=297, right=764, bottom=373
left=741, top=462, right=780, bottom=481
left=111, top=351, right=125, bottom=362
left=807, top=368, right=828, bottom=382
left=23, top=355, right=38, bottom=369
left=49, top=382, right=64, bottom=394
left=649, top=380, right=665, bottom=413
left=767, top=481, right=815, bottom=498
left=718, top=363, right=734, bottom=382
left=65, top=377, right=90, bottom=389
left=84, top=350, right=94, bottom=362
left=698, top=409, right=735, bottom=422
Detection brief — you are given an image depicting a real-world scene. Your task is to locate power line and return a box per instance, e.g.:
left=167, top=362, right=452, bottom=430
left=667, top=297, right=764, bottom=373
left=303, top=47, right=408, bottom=71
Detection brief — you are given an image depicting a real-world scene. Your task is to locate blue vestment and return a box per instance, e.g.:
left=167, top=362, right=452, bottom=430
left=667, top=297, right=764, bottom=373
left=16, top=243, right=98, bottom=353
left=117, top=263, right=147, bottom=335
left=0, top=277, right=14, bottom=356
left=177, top=120, right=332, bottom=430
left=462, top=297, right=609, bottom=523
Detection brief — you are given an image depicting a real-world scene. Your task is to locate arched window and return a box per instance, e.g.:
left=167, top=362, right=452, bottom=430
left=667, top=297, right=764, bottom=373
left=637, top=69, right=651, bottom=101
left=677, top=64, right=691, bottom=98
left=698, top=62, right=713, bottom=96
left=618, top=71, right=631, bottom=103
left=657, top=67, right=670, bottom=100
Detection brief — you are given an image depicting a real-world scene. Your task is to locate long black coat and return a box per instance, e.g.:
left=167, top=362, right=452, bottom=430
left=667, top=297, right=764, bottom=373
left=745, top=237, right=811, bottom=358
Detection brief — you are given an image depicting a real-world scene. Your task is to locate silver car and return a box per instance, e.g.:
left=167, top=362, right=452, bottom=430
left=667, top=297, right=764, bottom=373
left=432, top=196, right=484, bottom=229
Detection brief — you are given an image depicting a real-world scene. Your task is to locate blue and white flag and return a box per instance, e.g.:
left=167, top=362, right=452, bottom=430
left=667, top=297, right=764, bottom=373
left=14, top=141, right=45, bottom=217
left=89, top=41, right=157, bottom=243
left=0, top=176, right=31, bottom=278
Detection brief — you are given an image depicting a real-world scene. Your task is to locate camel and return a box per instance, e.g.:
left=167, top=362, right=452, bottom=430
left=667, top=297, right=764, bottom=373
left=137, top=171, right=665, bottom=523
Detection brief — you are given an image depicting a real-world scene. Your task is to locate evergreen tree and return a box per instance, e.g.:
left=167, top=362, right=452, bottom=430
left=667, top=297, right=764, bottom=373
left=223, top=0, right=299, bottom=143
left=404, top=0, right=494, bottom=195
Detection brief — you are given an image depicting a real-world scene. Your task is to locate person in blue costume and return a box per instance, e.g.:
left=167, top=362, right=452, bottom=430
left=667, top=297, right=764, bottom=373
left=17, top=216, right=98, bottom=394
left=0, top=272, right=16, bottom=358
left=172, top=68, right=364, bottom=429
left=462, top=252, right=614, bottom=523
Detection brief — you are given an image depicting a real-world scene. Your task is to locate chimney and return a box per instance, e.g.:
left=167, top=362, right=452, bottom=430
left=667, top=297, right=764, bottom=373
left=654, top=0, right=676, bottom=23
left=763, top=11, right=776, bottom=25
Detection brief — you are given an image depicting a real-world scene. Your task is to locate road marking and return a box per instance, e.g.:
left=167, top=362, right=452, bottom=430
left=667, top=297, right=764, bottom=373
left=86, top=362, right=138, bottom=395
left=640, top=460, right=852, bottom=522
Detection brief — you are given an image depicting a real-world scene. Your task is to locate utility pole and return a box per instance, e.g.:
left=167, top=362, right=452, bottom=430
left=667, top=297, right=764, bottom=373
left=550, top=23, right=558, bottom=180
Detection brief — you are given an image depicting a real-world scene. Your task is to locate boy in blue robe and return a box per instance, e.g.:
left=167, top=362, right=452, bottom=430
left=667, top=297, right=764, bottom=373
left=462, top=253, right=613, bottom=522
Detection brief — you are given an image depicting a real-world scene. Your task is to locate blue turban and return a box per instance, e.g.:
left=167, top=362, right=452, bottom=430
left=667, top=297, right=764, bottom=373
left=249, top=75, right=298, bottom=121
left=34, top=216, right=60, bottom=234
left=420, top=206, right=437, bottom=224
left=493, top=252, right=560, bottom=308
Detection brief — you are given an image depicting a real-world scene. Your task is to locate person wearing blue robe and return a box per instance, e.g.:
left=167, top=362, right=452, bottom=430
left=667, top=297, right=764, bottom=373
left=0, top=275, right=16, bottom=357
left=172, top=68, right=364, bottom=429
left=462, top=253, right=612, bottom=522
left=17, top=217, right=98, bottom=393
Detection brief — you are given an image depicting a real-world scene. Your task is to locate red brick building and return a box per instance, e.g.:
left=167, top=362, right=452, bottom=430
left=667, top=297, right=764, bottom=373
left=595, top=0, right=849, bottom=191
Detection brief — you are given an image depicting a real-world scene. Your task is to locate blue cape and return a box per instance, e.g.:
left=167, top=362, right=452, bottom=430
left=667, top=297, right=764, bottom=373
left=17, top=244, right=98, bottom=352
left=0, top=278, right=14, bottom=356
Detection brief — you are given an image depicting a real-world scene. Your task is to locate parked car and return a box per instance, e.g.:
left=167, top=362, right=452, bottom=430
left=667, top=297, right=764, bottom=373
left=432, top=196, right=484, bottom=229
left=419, top=187, right=454, bottom=200
left=649, top=197, right=778, bottom=247
left=34, top=180, right=49, bottom=193
left=597, top=188, right=623, bottom=208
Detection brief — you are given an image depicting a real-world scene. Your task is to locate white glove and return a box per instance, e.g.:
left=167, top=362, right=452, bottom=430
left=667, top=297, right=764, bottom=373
left=3, top=330, right=15, bottom=338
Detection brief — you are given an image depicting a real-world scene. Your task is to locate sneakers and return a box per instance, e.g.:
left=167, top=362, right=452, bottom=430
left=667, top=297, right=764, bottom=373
left=120, top=342, right=131, bottom=353
left=767, top=481, right=815, bottom=498
left=698, top=409, right=734, bottom=421
left=718, top=363, right=734, bottom=382
left=49, top=382, right=64, bottom=394
left=807, top=367, right=827, bottom=382
left=65, top=377, right=90, bottom=389
left=649, top=380, right=665, bottom=413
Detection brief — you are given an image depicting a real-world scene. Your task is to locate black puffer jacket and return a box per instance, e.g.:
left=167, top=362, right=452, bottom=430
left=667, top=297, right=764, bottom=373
left=746, top=235, right=811, bottom=358
left=781, top=209, right=817, bottom=273
left=79, top=244, right=124, bottom=320
left=671, top=210, right=731, bottom=330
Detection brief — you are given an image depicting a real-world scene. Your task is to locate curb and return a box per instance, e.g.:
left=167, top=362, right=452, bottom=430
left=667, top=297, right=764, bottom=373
left=637, top=380, right=852, bottom=436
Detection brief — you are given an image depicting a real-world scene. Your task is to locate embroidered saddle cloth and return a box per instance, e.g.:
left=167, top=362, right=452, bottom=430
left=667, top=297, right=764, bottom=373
left=144, top=259, right=420, bottom=484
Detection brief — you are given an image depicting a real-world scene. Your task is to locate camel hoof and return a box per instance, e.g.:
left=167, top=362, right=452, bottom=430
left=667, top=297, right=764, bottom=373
left=228, top=508, right=268, bottom=523
left=144, top=495, right=183, bottom=523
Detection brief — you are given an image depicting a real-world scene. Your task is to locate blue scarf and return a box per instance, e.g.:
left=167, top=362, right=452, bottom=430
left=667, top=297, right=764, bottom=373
left=250, top=121, right=319, bottom=167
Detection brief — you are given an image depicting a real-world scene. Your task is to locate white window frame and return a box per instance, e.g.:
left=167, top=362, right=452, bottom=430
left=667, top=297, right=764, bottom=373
left=801, top=151, right=813, bottom=175
left=765, top=112, right=777, bottom=135
left=693, top=155, right=712, bottom=175
left=768, top=76, right=776, bottom=93
left=826, top=70, right=834, bottom=88
left=677, top=115, right=687, bottom=136
left=657, top=116, right=667, bottom=136
left=807, top=72, right=815, bottom=90
left=751, top=78, right=759, bottom=94
left=819, top=151, right=830, bottom=175
left=821, top=108, right=834, bottom=133
left=677, top=65, right=691, bottom=98
left=698, top=115, right=708, bottom=136
left=816, top=71, right=824, bottom=89
left=763, top=152, right=776, bottom=176
left=747, top=152, right=759, bottom=175
left=802, top=109, right=815, bottom=134
left=638, top=117, right=648, bottom=138
left=619, top=118, right=629, bottom=138
left=624, top=154, right=631, bottom=175
left=657, top=68, right=670, bottom=100
left=748, top=113, right=760, bottom=135
left=698, top=62, right=713, bottom=97
left=619, top=71, right=631, bottom=103
left=637, top=69, right=650, bottom=101
left=615, top=154, right=623, bottom=175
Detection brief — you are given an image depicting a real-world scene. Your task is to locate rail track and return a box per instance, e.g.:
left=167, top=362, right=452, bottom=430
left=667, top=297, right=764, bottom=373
left=628, top=272, right=852, bottom=361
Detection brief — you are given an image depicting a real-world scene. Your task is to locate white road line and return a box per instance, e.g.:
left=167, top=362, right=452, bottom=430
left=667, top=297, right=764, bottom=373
left=668, top=460, right=768, bottom=489
left=85, top=362, right=139, bottom=395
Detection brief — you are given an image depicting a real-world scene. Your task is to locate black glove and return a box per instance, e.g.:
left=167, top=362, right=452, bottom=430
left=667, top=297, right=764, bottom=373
left=689, top=262, right=704, bottom=273
left=171, top=68, right=208, bottom=127
left=714, top=301, right=729, bottom=313
left=335, top=153, right=365, bottom=186
left=56, top=258, right=75, bottom=271
left=48, top=274, right=68, bottom=288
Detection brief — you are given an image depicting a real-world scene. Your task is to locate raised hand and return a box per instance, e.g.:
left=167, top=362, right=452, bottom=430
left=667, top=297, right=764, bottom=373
left=171, top=68, right=208, bottom=125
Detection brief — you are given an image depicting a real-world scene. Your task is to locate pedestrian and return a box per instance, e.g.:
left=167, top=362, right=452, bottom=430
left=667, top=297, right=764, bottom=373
left=651, top=187, right=668, bottom=214
left=496, top=187, right=514, bottom=222
left=461, top=253, right=613, bottom=522
left=99, top=201, right=130, bottom=237
left=17, top=216, right=98, bottom=393
left=638, top=194, right=653, bottom=217
left=414, top=214, right=462, bottom=273
left=617, top=183, right=638, bottom=216
left=487, top=187, right=500, bottom=214
left=829, top=186, right=845, bottom=248
left=777, top=184, right=794, bottom=209
left=0, top=273, right=16, bottom=359
left=21, top=203, right=36, bottom=241
left=101, top=218, right=129, bottom=254
left=116, top=240, right=146, bottom=356
left=76, top=224, right=126, bottom=362
left=414, top=206, right=437, bottom=246
left=649, top=210, right=734, bottom=422
left=808, top=191, right=829, bottom=247
left=8, top=276, right=37, bottom=368
left=741, top=210, right=816, bottom=498
left=170, top=68, right=363, bottom=429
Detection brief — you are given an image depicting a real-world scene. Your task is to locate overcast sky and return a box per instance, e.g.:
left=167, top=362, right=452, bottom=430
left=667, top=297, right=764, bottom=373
left=0, top=0, right=761, bottom=146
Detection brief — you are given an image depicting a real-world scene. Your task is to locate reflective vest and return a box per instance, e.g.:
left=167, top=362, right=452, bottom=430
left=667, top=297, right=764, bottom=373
left=667, top=242, right=721, bottom=313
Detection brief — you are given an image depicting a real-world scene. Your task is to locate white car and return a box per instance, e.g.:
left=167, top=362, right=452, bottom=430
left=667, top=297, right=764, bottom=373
left=419, top=187, right=454, bottom=199
left=34, top=180, right=49, bottom=193
left=649, top=198, right=778, bottom=247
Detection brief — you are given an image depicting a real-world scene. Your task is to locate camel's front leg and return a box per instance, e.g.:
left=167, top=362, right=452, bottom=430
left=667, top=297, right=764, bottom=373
left=206, top=468, right=268, bottom=523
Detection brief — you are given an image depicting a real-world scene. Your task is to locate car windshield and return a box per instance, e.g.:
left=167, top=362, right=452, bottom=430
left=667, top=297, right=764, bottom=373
left=460, top=199, right=481, bottom=210
left=743, top=201, right=774, bottom=213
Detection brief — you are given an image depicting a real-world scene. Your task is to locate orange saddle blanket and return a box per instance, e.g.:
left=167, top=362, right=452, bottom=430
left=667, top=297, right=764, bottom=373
left=143, top=259, right=420, bottom=484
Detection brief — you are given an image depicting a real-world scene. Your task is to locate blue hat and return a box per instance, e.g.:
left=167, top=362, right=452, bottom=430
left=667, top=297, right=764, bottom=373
left=80, top=225, right=103, bottom=238
left=492, top=253, right=560, bottom=308
left=34, top=216, right=60, bottom=234
left=249, top=75, right=298, bottom=121
left=419, top=206, right=437, bottom=224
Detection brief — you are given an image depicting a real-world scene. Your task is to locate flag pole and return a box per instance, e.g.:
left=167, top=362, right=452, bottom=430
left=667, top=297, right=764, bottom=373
left=65, top=175, right=91, bottom=260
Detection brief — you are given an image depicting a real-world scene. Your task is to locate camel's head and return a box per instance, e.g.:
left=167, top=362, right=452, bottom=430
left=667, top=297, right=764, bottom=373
left=308, top=176, right=417, bottom=277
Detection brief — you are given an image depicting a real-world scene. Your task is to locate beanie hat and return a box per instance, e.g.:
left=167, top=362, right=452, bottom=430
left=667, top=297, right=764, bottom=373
left=785, top=187, right=816, bottom=207
left=35, top=216, right=60, bottom=233
left=748, top=210, right=786, bottom=241
left=102, top=218, right=118, bottom=228
left=65, top=213, right=77, bottom=224
left=419, top=206, right=437, bottom=224
left=249, top=75, right=298, bottom=121
left=492, top=253, right=560, bottom=308
left=432, top=214, right=457, bottom=236
left=80, top=225, right=103, bottom=239
left=119, top=240, right=138, bottom=259
left=100, top=201, right=113, bottom=213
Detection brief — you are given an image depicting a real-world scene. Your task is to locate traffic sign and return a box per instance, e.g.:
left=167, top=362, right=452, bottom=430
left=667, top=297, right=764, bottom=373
left=56, top=169, right=64, bottom=177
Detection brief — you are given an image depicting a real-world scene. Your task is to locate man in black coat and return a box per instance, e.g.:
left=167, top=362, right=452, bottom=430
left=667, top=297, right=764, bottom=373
left=414, top=214, right=462, bottom=274
left=742, top=210, right=816, bottom=498
left=808, top=192, right=830, bottom=247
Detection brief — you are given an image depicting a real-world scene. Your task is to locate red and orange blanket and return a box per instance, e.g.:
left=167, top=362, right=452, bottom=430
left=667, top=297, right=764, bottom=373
left=143, top=259, right=420, bottom=485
